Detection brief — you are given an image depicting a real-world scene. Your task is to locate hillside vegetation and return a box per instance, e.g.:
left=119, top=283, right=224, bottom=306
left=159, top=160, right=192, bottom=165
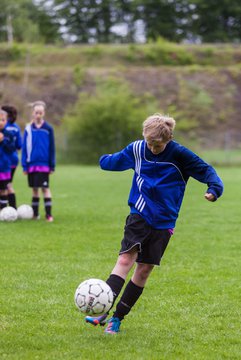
left=0, top=41, right=241, bottom=160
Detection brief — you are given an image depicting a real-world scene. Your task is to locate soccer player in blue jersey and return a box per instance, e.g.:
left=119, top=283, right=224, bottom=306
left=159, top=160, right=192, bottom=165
left=22, top=101, right=55, bottom=222
left=85, top=113, right=224, bottom=334
left=0, top=110, right=15, bottom=210
left=2, top=105, right=22, bottom=209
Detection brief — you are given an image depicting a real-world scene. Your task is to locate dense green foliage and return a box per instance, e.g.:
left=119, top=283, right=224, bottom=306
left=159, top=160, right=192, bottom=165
left=188, top=0, right=241, bottom=42
left=49, top=0, right=241, bottom=43
left=0, top=165, right=240, bottom=359
left=1, top=0, right=241, bottom=44
left=0, top=0, right=59, bottom=44
left=63, top=78, right=156, bottom=163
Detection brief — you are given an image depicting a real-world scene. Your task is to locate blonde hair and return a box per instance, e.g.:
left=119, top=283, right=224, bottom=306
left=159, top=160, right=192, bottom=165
left=30, top=101, right=46, bottom=110
left=143, top=113, right=176, bottom=143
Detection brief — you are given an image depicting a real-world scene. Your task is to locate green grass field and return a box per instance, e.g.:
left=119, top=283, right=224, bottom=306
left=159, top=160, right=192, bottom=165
left=0, top=166, right=240, bottom=360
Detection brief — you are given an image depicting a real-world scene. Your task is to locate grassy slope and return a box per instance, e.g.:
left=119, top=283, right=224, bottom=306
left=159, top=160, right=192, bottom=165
left=1, top=42, right=241, bottom=154
left=1, top=42, right=241, bottom=67
left=0, top=166, right=240, bottom=359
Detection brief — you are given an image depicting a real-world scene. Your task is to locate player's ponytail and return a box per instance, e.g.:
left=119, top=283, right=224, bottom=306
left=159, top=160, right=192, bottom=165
left=1, top=105, right=17, bottom=124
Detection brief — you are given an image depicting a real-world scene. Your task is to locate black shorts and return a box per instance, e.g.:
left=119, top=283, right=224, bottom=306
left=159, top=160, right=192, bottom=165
left=28, top=172, right=50, bottom=188
left=0, top=180, right=9, bottom=190
left=119, top=214, right=172, bottom=266
left=10, top=167, right=16, bottom=182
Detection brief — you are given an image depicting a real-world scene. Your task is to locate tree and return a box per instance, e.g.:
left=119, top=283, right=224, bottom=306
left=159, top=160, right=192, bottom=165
left=51, top=0, right=108, bottom=43
left=52, top=0, right=134, bottom=43
left=2, top=0, right=240, bottom=44
left=29, top=1, right=60, bottom=43
left=51, top=0, right=194, bottom=44
left=64, top=78, right=156, bottom=163
left=0, top=0, right=60, bottom=43
left=134, top=0, right=179, bottom=42
left=184, top=0, right=241, bottom=42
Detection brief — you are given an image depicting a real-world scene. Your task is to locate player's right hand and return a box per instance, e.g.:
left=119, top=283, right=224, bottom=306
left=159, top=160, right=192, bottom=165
left=0, top=133, right=4, bottom=142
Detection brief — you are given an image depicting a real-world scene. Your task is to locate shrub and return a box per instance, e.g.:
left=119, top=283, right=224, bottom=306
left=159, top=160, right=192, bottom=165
left=63, top=78, right=157, bottom=164
left=73, top=65, right=86, bottom=87
left=0, top=44, right=27, bottom=62
left=143, top=38, right=195, bottom=65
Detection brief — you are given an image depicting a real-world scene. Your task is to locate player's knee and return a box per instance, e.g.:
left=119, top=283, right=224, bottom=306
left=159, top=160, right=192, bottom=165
left=137, top=264, right=154, bottom=281
left=7, top=184, right=13, bottom=192
left=42, top=187, right=49, bottom=195
left=117, top=253, right=135, bottom=268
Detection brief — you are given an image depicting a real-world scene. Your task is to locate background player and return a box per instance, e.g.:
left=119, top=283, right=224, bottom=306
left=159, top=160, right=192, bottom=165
left=21, top=101, right=55, bottom=221
left=2, top=105, right=22, bottom=209
left=0, top=110, right=15, bottom=210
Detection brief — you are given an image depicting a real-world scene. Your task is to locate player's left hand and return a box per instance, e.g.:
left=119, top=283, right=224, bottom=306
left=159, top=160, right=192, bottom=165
left=204, top=193, right=216, bottom=202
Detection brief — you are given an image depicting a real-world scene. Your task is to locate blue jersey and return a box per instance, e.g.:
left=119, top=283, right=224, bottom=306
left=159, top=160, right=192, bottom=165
left=5, top=122, right=22, bottom=167
left=100, top=140, right=224, bottom=230
left=0, top=129, right=15, bottom=173
left=21, top=121, right=56, bottom=172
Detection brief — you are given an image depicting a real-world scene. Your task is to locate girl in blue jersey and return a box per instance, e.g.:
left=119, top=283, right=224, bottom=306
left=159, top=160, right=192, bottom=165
left=2, top=105, right=22, bottom=209
left=22, top=101, right=55, bottom=222
left=0, top=110, right=15, bottom=210
left=85, top=113, right=224, bottom=334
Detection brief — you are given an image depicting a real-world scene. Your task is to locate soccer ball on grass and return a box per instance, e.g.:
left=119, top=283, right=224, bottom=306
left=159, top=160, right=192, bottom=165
left=74, top=278, right=113, bottom=315
left=17, top=204, right=34, bottom=220
left=0, top=206, right=18, bottom=222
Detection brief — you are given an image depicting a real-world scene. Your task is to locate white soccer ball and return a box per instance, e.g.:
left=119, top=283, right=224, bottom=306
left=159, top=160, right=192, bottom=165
left=0, top=206, right=18, bottom=222
left=17, top=204, right=34, bottom=220
left=74, top=278, right=114, bottom=315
